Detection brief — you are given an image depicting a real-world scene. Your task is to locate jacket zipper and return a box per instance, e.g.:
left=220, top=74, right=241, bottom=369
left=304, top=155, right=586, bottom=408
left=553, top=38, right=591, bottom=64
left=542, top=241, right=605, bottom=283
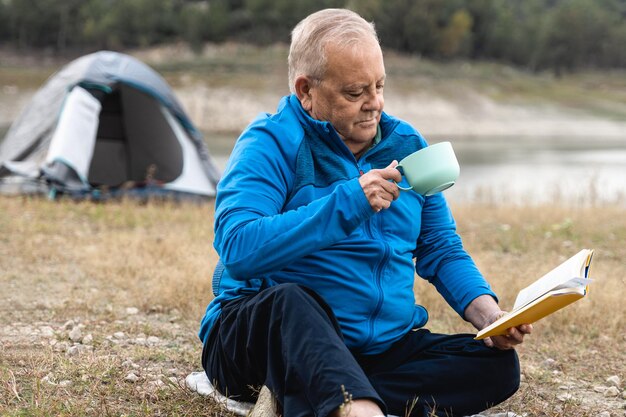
left=361, top=206, right=392, bottom=350
left=355, top=156, right=391, bottom=351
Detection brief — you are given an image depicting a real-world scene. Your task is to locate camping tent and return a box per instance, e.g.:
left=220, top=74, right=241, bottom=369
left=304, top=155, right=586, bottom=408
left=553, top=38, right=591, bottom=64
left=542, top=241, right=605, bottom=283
left=0, top=51, right=220, bottom=199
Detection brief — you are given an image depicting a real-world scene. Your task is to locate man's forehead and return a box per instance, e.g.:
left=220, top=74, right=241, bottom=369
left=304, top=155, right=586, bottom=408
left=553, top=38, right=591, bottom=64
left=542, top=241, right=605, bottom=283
left=324, top=42, right=385, bottom=81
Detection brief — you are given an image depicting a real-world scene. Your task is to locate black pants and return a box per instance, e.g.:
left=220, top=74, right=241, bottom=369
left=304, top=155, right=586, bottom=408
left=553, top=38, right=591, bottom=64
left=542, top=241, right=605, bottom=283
left=202, top=283, right=520, bottom=417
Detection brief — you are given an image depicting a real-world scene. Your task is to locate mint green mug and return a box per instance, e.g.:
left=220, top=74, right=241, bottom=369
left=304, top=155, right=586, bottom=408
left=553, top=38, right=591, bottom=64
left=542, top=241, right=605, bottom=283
left=396, top=141, right=460, bottom=196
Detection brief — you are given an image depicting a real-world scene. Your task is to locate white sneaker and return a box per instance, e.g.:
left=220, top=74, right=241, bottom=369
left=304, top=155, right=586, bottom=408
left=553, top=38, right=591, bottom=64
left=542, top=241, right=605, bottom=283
left=250, top=385, right=279, bottom=417
left=185, top=371, right=254, bottom=416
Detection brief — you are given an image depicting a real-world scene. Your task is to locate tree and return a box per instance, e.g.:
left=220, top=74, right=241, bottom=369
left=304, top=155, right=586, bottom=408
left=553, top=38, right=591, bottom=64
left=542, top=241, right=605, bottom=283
left=438, top=9, right=473, bottom=58
left=243, top=0, right=344, bottom=44
left=538, top=0, right=615, bottom=74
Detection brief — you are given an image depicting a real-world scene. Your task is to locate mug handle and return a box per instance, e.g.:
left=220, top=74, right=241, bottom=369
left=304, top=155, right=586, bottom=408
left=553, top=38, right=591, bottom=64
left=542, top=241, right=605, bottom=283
left=394, top=164, right=413, bottom=191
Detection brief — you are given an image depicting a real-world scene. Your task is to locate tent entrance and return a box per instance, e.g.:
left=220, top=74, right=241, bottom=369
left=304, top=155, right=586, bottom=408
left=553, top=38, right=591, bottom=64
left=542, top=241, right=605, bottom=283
left=88, top=85, right=184, bottom=188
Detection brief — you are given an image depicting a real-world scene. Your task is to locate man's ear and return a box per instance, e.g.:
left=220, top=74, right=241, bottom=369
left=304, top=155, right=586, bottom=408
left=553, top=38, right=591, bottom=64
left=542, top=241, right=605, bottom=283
left=294, top=76, right=314, bottom=112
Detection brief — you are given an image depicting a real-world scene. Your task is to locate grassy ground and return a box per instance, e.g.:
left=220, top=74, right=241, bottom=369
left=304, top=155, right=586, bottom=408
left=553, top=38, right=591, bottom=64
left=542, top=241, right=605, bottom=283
left=0, top=196, right=624, bottom=416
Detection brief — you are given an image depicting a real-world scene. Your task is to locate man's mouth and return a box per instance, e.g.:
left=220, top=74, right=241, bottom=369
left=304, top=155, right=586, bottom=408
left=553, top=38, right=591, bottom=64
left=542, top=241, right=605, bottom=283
left=357, top=119, right=376, bottom=127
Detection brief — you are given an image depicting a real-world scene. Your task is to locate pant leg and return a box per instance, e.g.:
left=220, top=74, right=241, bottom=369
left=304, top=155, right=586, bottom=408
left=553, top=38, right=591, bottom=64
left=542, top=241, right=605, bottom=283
left=357, top=330, right=520, bottom=417
left=202, top=283, right=384, bottom=417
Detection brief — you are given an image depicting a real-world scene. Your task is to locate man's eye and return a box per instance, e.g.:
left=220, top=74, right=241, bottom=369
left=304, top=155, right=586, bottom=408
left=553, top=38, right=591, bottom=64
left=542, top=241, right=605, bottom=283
left=347, top=91, right=362, bottom=98
left=376, top=84, right=384, bottom=90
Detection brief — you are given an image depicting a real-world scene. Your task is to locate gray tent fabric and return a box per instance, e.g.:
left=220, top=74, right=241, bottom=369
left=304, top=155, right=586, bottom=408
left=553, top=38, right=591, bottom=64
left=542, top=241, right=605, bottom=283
left=0, top=50, right=220, bottom=198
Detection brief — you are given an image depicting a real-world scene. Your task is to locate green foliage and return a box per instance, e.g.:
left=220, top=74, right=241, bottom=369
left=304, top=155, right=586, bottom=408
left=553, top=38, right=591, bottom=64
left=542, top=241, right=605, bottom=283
left=80, top=0, right=179, bottom=49
left=0, top=0, right=624, bottom=72
left=537, top=0, right=623, bottom=74
left=438, top=9, right=473, bottom=58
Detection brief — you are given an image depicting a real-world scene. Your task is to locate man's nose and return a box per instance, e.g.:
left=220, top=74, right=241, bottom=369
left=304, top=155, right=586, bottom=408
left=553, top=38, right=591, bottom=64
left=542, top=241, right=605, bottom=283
left=362, top=90, right=383, bottom=112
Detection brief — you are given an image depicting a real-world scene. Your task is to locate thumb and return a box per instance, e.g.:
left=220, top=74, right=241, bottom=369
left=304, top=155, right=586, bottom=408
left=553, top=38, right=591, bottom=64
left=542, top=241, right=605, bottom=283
left=382, top=160, right=401, bottom=182
left=386, top=160, right=399, bottom=170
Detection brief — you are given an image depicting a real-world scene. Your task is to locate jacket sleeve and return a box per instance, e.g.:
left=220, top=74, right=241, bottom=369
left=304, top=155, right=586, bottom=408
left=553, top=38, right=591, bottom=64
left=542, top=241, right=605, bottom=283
left=413, top=178, right=497, bottom=318
left=214, top=120, right=374, bottom=280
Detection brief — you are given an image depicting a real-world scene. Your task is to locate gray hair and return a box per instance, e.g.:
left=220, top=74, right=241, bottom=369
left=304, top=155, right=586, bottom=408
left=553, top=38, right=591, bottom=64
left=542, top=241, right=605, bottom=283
left=288, top=8, right=379, bottom=93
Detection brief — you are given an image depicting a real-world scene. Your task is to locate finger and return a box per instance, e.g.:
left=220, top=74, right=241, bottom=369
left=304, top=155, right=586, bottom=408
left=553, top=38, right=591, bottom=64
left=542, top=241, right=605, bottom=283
left=518, top=323, right=533, bottom=334
left=483, top=337, right=494, bottom=348
left=490, top=337, right=508, bottom=350
left=386, top=160, right=399, bottom=169
left=378, top=176, right=400, bottom=199
left=373, top=196, right=392, bottom=213
left=380, top=160, right=402, bottom=183
left=506, top=327, right=525, bottom=344
left=492, top=336, right=515, bottom=350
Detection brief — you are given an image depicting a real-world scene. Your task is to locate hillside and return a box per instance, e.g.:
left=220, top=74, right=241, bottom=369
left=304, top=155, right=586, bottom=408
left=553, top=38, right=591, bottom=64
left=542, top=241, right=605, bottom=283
left=1, top=44, right=626, bottom=142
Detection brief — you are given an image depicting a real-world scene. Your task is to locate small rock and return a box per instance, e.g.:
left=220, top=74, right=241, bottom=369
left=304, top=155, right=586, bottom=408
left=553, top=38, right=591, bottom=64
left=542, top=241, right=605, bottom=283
left=82, top=334, right=93, bottom=345
left=605, top=386, right=620, bottom=397
left=146, top=336, right=160, bottom=346
left=125, top=372, right=140, bottom=383
left=597, top=412, right=610, bottom=417
left=68, top=327, right=82, bottom=343
left=66, top=344, right=92, bottom=357
left=113, top=331, right=125, bottom=339
left=134, top=337, right=147, bottom=346
left=125, top=307, right=139, bottom=315
left=53, top=341, right=70, bottom=353
left=41, top=373, right=56, bottom=385
left=149, top=379, right=165, bottom=388
left=594, top=386, right=608, bottom=393
left=557, top=392, right=573, bottom=402
left=66, top=345, right=81, bottom=356
left=58, top=380, right=72, bottom=387
left=607, top=375, right=621, bottom=387
left=40, top=326, right=55, bottom=337
left=62, top=320, right=75, bottom=330
left=543, top=358, right=557, bottom=368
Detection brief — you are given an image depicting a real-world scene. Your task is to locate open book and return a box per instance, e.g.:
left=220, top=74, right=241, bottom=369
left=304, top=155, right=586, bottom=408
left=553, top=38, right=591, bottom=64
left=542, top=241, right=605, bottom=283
left=475, top=249, right=594, bottom=340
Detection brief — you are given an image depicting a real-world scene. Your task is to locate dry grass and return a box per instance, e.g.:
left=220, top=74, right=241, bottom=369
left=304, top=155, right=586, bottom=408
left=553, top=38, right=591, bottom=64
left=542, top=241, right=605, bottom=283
left=1, top=196, right=624, bottom=416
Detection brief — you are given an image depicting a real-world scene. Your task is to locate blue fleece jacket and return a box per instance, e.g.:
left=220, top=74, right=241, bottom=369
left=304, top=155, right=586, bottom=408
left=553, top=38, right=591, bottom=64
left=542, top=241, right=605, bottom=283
left=199, top=94, right=496, bottom=355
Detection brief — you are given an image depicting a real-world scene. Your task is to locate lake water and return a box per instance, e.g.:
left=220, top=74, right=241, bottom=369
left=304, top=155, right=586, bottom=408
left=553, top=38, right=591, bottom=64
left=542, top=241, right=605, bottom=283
left=2, top=125, right=625, bottom=206
left=442, top=137, right=626, bottom=206
left=208, top=134, right=626, bottom=206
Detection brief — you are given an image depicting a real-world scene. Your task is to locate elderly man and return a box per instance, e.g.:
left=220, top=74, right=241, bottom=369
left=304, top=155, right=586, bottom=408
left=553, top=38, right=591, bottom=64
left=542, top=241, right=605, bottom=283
left=199, top=8, right=530, bottom=417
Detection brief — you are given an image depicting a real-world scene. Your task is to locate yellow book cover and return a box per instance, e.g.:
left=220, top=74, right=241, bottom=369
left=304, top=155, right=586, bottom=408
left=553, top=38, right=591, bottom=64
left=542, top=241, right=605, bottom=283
left=475, top=249, right=594, bottom=340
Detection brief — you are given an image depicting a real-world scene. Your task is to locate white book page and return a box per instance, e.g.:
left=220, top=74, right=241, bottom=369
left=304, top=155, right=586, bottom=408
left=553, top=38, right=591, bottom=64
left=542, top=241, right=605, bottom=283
left=513, top=249, right=592, bottom=311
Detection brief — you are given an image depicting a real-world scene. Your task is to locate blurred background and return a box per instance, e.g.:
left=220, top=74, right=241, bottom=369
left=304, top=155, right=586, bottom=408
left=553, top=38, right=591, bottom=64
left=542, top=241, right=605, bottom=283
left=1, top=0, right=626, bottom=205
left=1, top=4, right=625, bottom=415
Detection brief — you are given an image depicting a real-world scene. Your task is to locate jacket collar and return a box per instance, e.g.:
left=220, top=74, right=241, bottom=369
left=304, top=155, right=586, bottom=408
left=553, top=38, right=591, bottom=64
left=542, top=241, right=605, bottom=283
left=283, top=94, right=400, bottom=161
left=287, top=94, right=337, bottom=138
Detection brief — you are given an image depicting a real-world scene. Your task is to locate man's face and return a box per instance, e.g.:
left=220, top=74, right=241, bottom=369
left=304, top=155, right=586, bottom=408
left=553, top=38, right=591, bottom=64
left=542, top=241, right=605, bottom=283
left=306, top=39, right=385, bottom=157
